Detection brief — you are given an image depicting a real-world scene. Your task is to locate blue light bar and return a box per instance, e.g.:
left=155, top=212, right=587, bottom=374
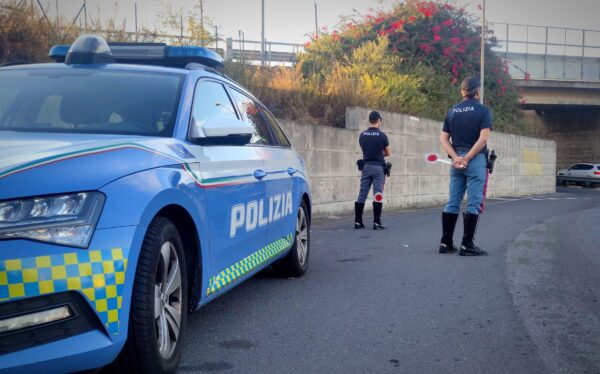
left=166, top=46, right=224, bottom=68
left=48, top=36, right=225, bottom=69
left=49, top=45, right=70, bottom=62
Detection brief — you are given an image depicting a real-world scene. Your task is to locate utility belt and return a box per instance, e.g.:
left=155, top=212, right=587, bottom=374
left=357, top=159, right=393, bottom=177
left=364, top=160, right=385, bottom=166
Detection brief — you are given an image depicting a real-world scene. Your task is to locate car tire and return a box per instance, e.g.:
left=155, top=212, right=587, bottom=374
left=114, top=217, right=188, bottom=374
left=274, top=200, right=310, bottom=278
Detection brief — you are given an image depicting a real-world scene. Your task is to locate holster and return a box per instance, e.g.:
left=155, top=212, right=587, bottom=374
left=357, top=159, right=364, bottom=171
left=487, top=150, right=497, bottom=174
left=384, top=162, right=392, bottom=177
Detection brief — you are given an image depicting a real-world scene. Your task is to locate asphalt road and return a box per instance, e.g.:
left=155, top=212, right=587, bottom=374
left=179, top=187, right=600, bottom=374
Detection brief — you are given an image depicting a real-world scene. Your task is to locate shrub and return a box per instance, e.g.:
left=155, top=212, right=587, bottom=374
left=297, top=0, right=522, bottom=130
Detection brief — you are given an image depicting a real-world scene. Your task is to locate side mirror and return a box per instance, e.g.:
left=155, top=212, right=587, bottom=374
left=191, top=116, right=254, bottom=146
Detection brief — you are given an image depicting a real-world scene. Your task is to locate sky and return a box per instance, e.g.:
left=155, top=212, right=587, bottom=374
left=45, top=0, right=600, bottom=48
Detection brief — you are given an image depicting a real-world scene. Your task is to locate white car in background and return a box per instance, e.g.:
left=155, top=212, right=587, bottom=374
left=556, top=163, right=600, bottom=187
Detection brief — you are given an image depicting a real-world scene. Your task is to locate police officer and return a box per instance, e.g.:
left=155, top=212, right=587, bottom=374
left=355, top=111, right=392, bottom=230
left=438, top=76, right=491, bottom=256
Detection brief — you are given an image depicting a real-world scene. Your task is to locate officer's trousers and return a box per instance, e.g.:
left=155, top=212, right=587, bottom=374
left=443, top=152, right=488, bottom=215
left=356, top=164, right=385, bottom=204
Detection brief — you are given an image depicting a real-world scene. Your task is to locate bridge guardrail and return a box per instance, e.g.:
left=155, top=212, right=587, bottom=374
left=491, top=22, right=600, bottom=81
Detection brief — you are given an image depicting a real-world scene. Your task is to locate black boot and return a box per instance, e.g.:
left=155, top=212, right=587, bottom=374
left=373, top=202, right=386, bottom=230
left=460, top=213, right=488, bottom=256
left=354, top=202, right=365, bottom=229
left=439, top=212, right=459, bottom=253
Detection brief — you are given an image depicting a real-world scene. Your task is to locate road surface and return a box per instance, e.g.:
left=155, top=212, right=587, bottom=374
left=179, top=187, right=600, bottom=374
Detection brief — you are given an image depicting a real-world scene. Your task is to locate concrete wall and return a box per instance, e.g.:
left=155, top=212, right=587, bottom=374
left=280, top=107, right=556, bottom=217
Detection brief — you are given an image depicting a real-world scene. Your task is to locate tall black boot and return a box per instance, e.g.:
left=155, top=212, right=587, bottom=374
left=373, top=202, right=386, bottom=230
left=460, top=213, right=487, bottom=256
left=354, top=202, right=365, bottom=229
left=439, top=212, right=459, bottom=253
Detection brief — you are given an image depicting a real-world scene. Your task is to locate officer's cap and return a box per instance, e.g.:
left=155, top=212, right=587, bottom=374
left=368, top=111, right=382, bottom=123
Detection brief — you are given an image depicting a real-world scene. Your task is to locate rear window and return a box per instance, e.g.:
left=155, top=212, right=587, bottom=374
left=228, top=88, right=275, bottom=146
left=0, top=68, right=184, bottom=137
left=260, top=107, right=291, bottom=148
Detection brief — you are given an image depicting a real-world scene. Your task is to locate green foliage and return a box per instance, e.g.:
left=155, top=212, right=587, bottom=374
left=326, top=37, right=429, bottom=115
left=225, top=37, right=430, bottom=127
left=296, top=0, right=523, bottom=130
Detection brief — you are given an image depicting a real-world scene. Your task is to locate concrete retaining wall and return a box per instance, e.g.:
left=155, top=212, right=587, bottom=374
left=280, top=106, right=557, bottom=217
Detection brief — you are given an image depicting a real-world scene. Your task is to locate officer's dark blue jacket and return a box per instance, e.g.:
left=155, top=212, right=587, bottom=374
left=359, top=127, right=389, bottom=165
left=443, top=98, right=492, bottom=152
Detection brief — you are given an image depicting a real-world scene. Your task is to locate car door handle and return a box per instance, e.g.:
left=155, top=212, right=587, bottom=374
left=254, top=169, right=267, bottom=180
left=287, top=167, right=297, bottom=176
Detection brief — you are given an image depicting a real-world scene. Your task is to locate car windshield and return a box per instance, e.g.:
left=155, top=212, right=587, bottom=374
left=0, top=67, right=184, bottom=137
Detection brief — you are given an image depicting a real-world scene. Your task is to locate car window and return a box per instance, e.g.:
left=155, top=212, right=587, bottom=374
left=0, top=68, right=183, bottom=136
left=0, top=86, right=19, bottom=118
left=228, top=88, right=274, bottom=146
left=580, top=164, right=594, bottom=170
left=570, top=165, right=582, bottom=170
left=190, top=80, right=238, bottom=137
left=260, top=106, right=291, bottom=148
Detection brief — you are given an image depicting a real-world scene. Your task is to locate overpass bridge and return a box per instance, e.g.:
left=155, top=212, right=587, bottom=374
left=491, top=23, right=600, bottom=169
left=492, top=23, right=600, bottom=109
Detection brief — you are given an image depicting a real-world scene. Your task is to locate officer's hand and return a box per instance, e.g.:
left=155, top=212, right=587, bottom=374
left=452, top=156, right=465, bottom=169
left=452, top=157, right=468, bottom=169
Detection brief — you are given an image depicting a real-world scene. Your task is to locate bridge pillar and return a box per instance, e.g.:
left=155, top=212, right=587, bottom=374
left=532, top=109, right=600, bottom=170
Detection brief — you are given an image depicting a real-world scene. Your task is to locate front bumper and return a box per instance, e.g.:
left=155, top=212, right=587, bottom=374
left=0, top=226, right=139, bottom=373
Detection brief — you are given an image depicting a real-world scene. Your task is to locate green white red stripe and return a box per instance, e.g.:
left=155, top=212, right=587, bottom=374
left=0, top=142, right=251, bottom=189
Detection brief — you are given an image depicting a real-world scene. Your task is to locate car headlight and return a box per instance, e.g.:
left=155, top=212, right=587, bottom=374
left=0, top=192, right=105, bottom=248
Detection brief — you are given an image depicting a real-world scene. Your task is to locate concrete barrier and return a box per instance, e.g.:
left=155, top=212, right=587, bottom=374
left=280, top=106, right=557, bottom=217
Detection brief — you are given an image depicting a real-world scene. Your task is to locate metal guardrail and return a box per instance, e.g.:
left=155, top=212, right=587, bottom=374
left=224, top=38, right=303, bottom=65
left=491, top=22, right=600, bottom=81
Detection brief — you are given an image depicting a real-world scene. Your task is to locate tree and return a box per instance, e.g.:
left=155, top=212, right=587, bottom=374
left=298, top=0, right=522, bottom=130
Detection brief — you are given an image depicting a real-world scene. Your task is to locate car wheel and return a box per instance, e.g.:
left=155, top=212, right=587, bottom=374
left=116, top=217, right=188, bottom=374
left=274, top=200, right=310, bottom=278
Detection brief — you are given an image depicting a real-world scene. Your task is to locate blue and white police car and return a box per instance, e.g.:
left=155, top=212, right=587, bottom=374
left=0, top=35, right=311, bottom=373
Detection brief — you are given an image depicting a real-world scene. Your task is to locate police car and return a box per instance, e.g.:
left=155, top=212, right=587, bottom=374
left=0, top=35, right=311, bottom=373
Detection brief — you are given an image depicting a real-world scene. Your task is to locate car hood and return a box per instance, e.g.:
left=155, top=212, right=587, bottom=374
left=0, top=132, right=193, bottom=200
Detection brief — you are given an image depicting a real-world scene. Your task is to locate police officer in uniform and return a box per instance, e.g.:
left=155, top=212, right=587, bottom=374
left=355, top=111, right=392, bottom=230
left=438, top=77, right=491, bottom=256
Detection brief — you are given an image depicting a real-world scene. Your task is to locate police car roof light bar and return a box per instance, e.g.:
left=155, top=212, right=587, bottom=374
left=66, top=35, right=115, bottom=65
left=49, top=45, right=70, bottom=63
left=49, top=35, right=224, bottom=68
